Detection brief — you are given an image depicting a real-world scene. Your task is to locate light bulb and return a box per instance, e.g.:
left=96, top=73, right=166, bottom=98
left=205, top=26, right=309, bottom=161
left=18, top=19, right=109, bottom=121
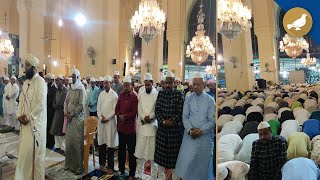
left=58, top=18, right=63, bottom=27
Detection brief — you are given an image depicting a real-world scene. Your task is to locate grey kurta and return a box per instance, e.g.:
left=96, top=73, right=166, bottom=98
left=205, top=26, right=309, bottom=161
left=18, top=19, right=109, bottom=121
left=50, top=86, right=67, bottom=136
left=112, top=83, right=124, bottom=95
left=64, top=88, right=85, bottom=174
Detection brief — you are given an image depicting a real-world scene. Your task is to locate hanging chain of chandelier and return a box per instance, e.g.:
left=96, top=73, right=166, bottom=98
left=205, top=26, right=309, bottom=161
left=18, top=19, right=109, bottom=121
left=186, top=0, right=215, bottom=66
left=130, top=0, right=166, bottom=44
left=0, top=13, right=14, bottom=61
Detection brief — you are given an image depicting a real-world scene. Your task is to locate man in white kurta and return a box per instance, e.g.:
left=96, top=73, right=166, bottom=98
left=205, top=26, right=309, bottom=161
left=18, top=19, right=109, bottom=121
left=15, top=54, right=47, bottom=180
left=4, top=76, right=19, bottom=130
left=134, top=73, right=158, bottom=179
left=97, top=75, right=119, bottom=174
left=2, top=76, right=11, bottom=126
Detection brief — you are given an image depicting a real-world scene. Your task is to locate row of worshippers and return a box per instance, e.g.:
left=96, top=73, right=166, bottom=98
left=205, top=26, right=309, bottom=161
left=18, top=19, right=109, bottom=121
left=216, top=84, right=320, bottom=179
left=36, top=69, right=214, bottom=179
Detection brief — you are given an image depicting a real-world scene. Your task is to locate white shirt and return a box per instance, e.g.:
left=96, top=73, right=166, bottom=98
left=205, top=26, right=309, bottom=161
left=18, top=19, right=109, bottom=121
left=218, top=121, right=243, bottom=139
left=97, top=89, right=119, bottom=147
left=137, top=88, right=158, bottom=136
left=2, top=83, right=11, bottom=114
left=235, top=133, right=259, bottom=163
left=219, top=161, right=250, bottom=180
left=217, top=134, right=242, bottom=163
left=5, top=83, right=19, bottom=114
left=280, top=120, right=301, bottom=140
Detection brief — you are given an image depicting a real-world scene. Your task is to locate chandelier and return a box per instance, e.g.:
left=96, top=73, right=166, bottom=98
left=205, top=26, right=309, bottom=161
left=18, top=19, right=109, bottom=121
left=279, top=33, right=309, bottom=59
left=301, top=52, right=316, bottom=66
left=0, top=13, right=14, bottom=60
left=205, top=65, right=216, bottom=75
left=217, top=0, right=252, bottom=41
left=130, top=0, right=166, bottom=44
left=186, top=0, right=215, bottom=66
left=128, top=66, right=139, bottom=77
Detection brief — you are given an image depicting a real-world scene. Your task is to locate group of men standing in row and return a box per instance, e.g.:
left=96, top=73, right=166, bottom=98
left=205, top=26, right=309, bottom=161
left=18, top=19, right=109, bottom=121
left=6, top=54, right=214, bottom=180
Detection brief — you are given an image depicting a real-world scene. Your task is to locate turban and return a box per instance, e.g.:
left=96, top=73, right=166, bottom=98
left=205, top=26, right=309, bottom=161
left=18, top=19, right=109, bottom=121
left=25, top=54, right=40, bottom=67
left=72, top=68, right=80, bottom=78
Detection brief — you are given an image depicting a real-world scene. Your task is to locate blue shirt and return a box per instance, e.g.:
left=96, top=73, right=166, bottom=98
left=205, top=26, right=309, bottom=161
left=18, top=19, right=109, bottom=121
left=303, top=119, right=320, bottom=139
left=207, top=91, right=215, bottom=99
left=282, top=157, right=319, bottom=180
left=175, top=92, right=215, bottom=180
left=89, top=85, right=100, bottom=112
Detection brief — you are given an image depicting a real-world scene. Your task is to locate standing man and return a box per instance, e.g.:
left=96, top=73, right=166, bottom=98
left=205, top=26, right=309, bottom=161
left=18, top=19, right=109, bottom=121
left=64, top=68, right=86, bottom=175
left=50, top=75, right=67, bottom=154
left=0, top=78, right=5, bottom=124
left=155, top=72, right=183, bottom=180
left=134, top=73, right=158, bottom=179
left=248, top=122, right=287, bottom=180
left=206, top=79, right=216, bottom=99
left=2, top=76, right=10, bottom=126
left=115, top=76, right=138, bottom=180
left=88, top=78, right=99, bottom=117
left=97, top=75, right=119, bottom=174
left=15, top=54, right=47, bottom=179
left=47, top=73, right=56, bottom=149
left=175, top=73, right=215, bottom=180
left=112, top=71, right=124, bottom=95
left=6, top=76, right=19, bottom=130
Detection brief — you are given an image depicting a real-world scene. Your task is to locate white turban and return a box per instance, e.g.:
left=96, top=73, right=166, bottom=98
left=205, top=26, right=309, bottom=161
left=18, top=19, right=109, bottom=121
left=25, top=54, right=40, bottom=67
left=72, top=68, right=80, bottom=78
left=71, top=68, right=85, bottom=90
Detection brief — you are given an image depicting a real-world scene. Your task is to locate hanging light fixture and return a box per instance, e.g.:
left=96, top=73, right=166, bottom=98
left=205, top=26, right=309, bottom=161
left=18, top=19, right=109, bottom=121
left=217, top=0, right=252, bottom=41
left=128, top=66, right=139, bottom=77
left=279, top=33, right=309, bottom=59
left=130, top=0, right=166, bottom=44
left=301, top=52, right=316, bottom=66
left=186, top=0, right=215, bottom=66
left=0, top=13, right=14, bottom=61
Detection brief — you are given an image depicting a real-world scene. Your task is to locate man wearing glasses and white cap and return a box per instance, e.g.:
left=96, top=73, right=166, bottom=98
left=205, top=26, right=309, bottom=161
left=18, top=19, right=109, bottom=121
left=112, top=71, right=124, bottom=95
left=15, top=54, right=48, bottom=179
left=248, top=121, right=287, bottom=180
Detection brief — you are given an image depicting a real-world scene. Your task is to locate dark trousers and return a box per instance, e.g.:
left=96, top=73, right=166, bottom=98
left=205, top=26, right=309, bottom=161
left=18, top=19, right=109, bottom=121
left=98, top=144, right=115, bottom=170
left=47, top=116, right=55, bottom=148
left=89, top=111, right=97, bottom=117
left=118, top=132, right=136, bottom=177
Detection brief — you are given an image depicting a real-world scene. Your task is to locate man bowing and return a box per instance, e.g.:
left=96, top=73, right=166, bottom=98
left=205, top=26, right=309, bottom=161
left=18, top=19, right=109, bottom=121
left=15, top=54, right=48, bottom=180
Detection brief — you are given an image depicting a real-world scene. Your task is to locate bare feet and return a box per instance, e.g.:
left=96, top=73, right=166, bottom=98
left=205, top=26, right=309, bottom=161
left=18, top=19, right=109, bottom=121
left=106, top=169, right=114, bottom=175
left=128, top=176, right=134, bottom=180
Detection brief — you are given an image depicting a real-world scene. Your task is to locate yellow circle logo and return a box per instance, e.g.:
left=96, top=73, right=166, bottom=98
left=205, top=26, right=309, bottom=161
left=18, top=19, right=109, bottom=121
left=283, top=7, right=313, bottom=37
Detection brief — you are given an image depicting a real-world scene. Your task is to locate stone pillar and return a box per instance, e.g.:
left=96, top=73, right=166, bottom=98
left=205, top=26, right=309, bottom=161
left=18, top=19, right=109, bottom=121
left=252, top=0, right=279, bottom=84
left=167, top=0, right=185, bottom=79
left=17, top=0, right=46, bottom=75
left=222, top=31, right=255, bottom=92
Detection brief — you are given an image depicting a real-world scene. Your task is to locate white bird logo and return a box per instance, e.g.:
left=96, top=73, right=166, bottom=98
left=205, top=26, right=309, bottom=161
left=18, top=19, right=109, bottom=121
left=287, top=14, right=307, bottom=31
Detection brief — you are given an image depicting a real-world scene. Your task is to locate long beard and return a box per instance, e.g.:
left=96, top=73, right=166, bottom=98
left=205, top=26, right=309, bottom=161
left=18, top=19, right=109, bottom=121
left=146, top=88, right=152, bottom=94
left=26, top=69, right=35, bottom=79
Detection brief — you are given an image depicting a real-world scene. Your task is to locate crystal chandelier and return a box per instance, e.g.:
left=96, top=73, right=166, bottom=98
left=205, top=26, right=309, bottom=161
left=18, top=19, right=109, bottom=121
left=205, top=65, right=216, bottom=75
left=301, top=52, right=316, bottom=66
left=217, top=0, right=252, bottom=41
left=0, top=13, right=14, bottom=61
left=130, top=0, right=166, bottom=44
left=128, top=66, right=139, bottom=77
left=279, top=33, right=309, bottom=59
left=186, top=0, right=215, bottom=66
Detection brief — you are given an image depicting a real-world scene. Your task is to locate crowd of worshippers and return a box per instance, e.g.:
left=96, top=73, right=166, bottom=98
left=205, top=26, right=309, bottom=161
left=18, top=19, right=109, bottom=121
left=0, top=68, right=215, bottom=180
left=216, top=85, right=320, bottom=180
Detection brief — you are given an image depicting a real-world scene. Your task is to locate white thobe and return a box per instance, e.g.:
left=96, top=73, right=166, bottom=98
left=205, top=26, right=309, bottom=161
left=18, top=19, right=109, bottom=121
left=280, top=120, right=301, bottom=140
left=217, top=134, right=242, bottom=163
left=2, top=83, right=11, bottom=125
left=5, top=83, right=19, bottom=128
left=218, top=121, right=243, bottom=139
left=15, top=73, right=47, bottom=180
left=97, top=89, right=118, bottom=147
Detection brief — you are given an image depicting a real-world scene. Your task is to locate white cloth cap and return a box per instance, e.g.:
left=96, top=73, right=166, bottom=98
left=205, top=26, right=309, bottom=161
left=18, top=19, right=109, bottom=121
left=193, top=72, right=203, bottom=79
left=82, top=80, right=88, bottom=85
left=104, top=75, right=112, bottom=82
left=90, top=78, right=96, bottom=82
left=218, top=165, right=228, bottom=180
left=166, top=72, right=175, bottom=78
left=25, top=54, right=40, bottom=67
left=57, top=75, right=64, bottom=80
left=175, top=77, right=181, bottom=82
left=144, top=73, right=153, bottom=81
left=123, top=76, right=131, bottom=83
left=99, top=77, right=104, bottom=82
left=258, top=122, right=270, bottom=130
left=114, top=71, right=120, bottom=76
left=10, top=76, right=16, bottom=80
left=48, top=73, right=55, bottom=80
left=4, top=77, right=9, bottom=81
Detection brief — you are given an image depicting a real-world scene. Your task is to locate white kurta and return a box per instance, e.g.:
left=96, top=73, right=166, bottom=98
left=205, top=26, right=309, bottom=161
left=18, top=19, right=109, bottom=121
left=97, top=89, right=118, bottom=147
left=6, top=83, right=19, bottom=115
left=135, top=89, right=158, bottom=160
left=15, top=73, right=47, bottom=180
left=2, top=83, right=11, bottom=115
